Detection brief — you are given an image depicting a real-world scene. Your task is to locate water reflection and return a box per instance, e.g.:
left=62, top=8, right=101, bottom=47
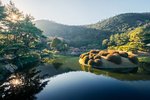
left=9, top=74, right=23, bottom=87
left=0, top=69, right=49, bottom=100
left=36, top=71, right=150, bottom=100
left=80, top=65, right=150, bottom=81
left=0, top=55, right=150, bottom=100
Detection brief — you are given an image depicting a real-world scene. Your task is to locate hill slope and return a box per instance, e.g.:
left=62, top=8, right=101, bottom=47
left=35, top=20, right=110, bottom=47
left=87, top=13, right=150, bottom=33
left=35, top=13, right=150, bottom=48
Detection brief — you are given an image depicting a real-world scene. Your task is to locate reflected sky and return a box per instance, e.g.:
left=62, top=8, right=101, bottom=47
left=36, top=71, right=150, bottom=100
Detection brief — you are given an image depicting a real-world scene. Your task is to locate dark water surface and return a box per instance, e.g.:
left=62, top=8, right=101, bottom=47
left=36, top=71, right=150, bottom=100
left=1, top=55, right=150, bottom=100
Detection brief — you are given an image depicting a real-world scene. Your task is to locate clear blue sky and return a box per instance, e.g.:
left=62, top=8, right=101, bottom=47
left=2, top=0, right=150, bottom=25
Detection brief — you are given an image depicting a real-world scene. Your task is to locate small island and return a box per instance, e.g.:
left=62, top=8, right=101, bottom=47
left=79, top=50, right=139, bottom=73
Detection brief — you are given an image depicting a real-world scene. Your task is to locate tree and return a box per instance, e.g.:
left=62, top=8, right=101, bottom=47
left=0, top=1, right=6, bottom=20
left=102, top=39, right=109, bottom=49
left=0, top=1, right=44, bottom=57
left=51, top=37, right=62, bottom=49
left=51, top=37, right=68, bottom=51
left=108, top=34, right=115, bottom=46
left=18, top=15, right=43, bottom=48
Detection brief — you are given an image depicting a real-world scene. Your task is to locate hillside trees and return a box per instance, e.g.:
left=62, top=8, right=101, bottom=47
left=51, top=37, right=68, bottom=51
left=103, top=25, right=150, bottom=52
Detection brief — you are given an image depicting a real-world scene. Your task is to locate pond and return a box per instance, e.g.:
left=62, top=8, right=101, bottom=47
left=0, top=55, right=150, bottom=100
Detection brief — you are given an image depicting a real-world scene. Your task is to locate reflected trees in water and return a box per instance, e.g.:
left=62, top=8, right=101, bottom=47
left=0, top=69, right=49, bottom=100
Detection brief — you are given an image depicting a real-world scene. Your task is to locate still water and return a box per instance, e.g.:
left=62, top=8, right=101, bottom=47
left=0, top=55, right=150, bottom=100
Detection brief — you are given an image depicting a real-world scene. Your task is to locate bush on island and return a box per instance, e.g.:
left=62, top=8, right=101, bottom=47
left=80, top=53, right=88, bottom=59
left=83, top=56, right=89, bottom=64
left=94, top=59, right=102, bottom=66
left=119, top=51, right=128, bottom=58
left=88, top=59, right=95, bottom=66
left=90, top=50, right=99, bottom=54
left=94, top=55, right=101, bottom=60
left=128, top=55, right=139, bottom=64
left=108, top=50, right=119, bottom=55
left=98, top=50, right=109, bottom=56
left=89, top=53, right=96, bottom=59
left=106, top=54, right=122, bottom=64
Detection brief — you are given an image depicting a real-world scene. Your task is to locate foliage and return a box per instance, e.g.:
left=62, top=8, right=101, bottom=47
left=98, top=50, right=109, bottom=56
left=94, top=59, right=102, bottom=66
left=90, top=50, right=99, bottom=54
left=51, top=37, right=68, bottom=51
left=0, top=1, right=52, bottom=68
left=35, top=13, right=150, bottom=48
left=128, top=55, right=139, bottom=64
left=104, top=24, right=150, bottom=52
left=80, top=50, right=140, bottom=66
left=106, top=54, right=122, bottom=64
left=102, top=39, right=109, bottom=49
left=82, top=56, right=89, bottom=64
left=119, top=51, right=128, bottom=58
left=89, top=53, right=96, bottom=59
left=94, top=55, right=101, bottom=59
left=138, top=57, right=150, bottom=63
left=88, top=59, right=94, bottom=66
left=79, top=53, right=89, bottom=59
left=87, top=13, right=150, bottom=33
left=0, top=1, right=6, bottom=20
left=35, top=20, right=110, bottom=48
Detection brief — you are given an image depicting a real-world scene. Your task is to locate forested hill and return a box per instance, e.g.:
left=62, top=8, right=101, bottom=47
left=35, top=13, right=150, bottom=48
left=87, top=13, right=150, bottom=33
left=35, top=20, right=110, bottom=47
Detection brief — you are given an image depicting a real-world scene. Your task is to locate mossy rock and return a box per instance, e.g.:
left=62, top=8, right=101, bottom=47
left=106, top=54, right=122, bottom=64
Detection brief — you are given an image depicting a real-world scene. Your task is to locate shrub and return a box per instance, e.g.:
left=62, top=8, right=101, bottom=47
left=106, top=54, right=122, bottom=64
left=80, top=53, right=88, bottom=59
left=128, top=55, right=139, bottom=64
left=90, top=50, right=100, bottom=54
left=119, top=51, right=128, bottom=58
left=98, top=50, right=109, bottom=56
left=94, top=59, right=102, bottom=66
left=83, top=56, right=89, bottom=64
left=89, top=53, right=96, bottom=59
left=88, top=59, right=95, bottom=66
left=94, top=55, right=101, bottom=60
left=108, top=50, right=119, bottom=54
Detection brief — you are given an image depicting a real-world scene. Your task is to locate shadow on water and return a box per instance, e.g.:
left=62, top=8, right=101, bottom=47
left=80, top=64, right=150, bottom=81
left=0, top=69, right=49, bottom=100
left=52, top=62, right=63, bottom=69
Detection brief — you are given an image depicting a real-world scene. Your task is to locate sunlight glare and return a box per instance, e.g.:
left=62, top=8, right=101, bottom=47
left=10, top=78, right=23, bottom=86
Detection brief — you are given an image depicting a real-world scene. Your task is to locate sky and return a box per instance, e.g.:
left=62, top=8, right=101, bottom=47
left=2, top=0, right=150, bottom=25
